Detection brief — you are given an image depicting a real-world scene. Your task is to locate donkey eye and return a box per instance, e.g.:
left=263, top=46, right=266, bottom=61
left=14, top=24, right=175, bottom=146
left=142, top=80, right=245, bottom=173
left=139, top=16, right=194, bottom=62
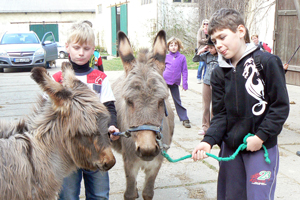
left=158, top=99, right=164, bottom=107
left=127, top=99, right=134, bottom=107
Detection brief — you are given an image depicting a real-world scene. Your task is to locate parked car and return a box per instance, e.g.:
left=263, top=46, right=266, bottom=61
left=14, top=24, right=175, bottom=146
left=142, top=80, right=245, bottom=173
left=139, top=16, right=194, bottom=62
left=56, top=42, right=69, bottom=59
left=0, top=31, right=57, bottom=72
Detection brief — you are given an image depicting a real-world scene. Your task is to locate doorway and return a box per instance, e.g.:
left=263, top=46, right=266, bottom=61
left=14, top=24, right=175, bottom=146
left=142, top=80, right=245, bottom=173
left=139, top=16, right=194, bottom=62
left=111, top=4, right=128, bottom=56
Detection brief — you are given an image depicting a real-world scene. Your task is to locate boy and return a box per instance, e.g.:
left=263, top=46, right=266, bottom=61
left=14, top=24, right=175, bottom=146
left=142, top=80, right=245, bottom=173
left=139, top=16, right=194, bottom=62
left=192, top=8, right=289, bottom=200
left=53, top=22, right=119, bottom=200
left=196, top=37, right=218, bottom=135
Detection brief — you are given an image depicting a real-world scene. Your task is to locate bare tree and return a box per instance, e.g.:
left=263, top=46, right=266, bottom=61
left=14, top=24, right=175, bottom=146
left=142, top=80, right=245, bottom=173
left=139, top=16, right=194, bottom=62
left=149, top=0, right=274, bottom=53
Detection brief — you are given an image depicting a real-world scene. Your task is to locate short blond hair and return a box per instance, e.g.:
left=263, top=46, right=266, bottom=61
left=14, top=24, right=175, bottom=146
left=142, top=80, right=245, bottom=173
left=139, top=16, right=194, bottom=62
left=67, top=22, right=95, bottom=46
left=167, top=37, right=184, bottom=52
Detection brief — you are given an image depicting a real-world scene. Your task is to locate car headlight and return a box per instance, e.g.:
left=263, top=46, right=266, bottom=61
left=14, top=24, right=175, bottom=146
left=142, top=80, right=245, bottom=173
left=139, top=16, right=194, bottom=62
left=0, top=49, right=8, bottom=57
left=34, top=48, right=45, bottom=56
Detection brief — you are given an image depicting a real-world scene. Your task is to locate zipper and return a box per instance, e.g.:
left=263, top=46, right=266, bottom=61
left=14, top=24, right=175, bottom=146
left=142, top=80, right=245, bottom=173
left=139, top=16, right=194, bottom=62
left=232, top=67, right=238, bottom=113
left=233, top=67, right=238, bottom=148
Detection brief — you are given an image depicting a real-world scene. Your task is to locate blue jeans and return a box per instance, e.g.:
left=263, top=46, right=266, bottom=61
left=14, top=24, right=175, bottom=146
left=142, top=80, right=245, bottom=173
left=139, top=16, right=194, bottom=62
left=197, top=61, right=206, bottom=80
left=58, top=169, right=109, bottom=200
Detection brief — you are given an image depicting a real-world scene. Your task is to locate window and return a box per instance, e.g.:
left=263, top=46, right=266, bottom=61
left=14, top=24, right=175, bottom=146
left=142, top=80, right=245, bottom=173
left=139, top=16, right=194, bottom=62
left=141, top=0, right=152, bottom=5
left=97, top=4, right=102, bottom=14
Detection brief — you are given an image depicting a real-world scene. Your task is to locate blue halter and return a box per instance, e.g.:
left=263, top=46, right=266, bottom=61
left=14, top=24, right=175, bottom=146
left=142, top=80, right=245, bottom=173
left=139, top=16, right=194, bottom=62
left=112, top=100, right=169, bottom=151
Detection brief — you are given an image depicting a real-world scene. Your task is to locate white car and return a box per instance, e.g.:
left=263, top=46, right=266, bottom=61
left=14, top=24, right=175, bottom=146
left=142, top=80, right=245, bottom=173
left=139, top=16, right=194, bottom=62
left=0, top=31, right=57, bottom=72
left=57, top=42, right=69, bottom=59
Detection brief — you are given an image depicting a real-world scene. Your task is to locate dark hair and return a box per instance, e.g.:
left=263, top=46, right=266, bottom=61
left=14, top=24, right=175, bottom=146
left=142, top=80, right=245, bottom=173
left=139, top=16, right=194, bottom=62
left=245, top=28, right=250, bottom=43
left=208, top=8, right=245, bottom=35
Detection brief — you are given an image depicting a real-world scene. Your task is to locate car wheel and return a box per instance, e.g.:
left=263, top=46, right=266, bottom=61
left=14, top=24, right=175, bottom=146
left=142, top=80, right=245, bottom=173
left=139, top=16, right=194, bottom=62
left=0, top=68, right=3, bottom=73
left=59, top=52, right=66, bottom=59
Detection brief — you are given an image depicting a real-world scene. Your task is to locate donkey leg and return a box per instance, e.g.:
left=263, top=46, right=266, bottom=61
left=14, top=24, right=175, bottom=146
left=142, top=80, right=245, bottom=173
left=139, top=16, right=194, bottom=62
left=142, top=158, right=163, bottom=200
left=124, top=158, right=140, bottom=200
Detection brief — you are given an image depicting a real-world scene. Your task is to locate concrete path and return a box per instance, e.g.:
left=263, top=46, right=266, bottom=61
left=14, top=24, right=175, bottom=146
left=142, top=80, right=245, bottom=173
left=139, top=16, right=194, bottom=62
left=0, top=59, right=299, bottom=199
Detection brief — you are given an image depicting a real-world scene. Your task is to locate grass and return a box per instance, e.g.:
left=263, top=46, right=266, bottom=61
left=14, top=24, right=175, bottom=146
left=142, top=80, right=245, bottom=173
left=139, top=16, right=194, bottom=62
left=102, top=53, right=199, bottom=71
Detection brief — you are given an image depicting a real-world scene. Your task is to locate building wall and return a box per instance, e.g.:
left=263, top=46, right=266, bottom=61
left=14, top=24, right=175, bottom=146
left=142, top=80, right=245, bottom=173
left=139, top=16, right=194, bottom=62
left=96, top=0, right=158, bottom=55
left=95, top=0, right=199, bottom=55
left=0, top=12, right=96, bottom=44
left=247, top=0, right=276, bottom=51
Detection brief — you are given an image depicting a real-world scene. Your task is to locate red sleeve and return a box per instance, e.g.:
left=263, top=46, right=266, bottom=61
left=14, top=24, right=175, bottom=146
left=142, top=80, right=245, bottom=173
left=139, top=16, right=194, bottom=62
left=263, top=43, right=271, bottom=53
left=52, top=71, right=63, bottom=83
left=97, top=56, right=103, bottom=66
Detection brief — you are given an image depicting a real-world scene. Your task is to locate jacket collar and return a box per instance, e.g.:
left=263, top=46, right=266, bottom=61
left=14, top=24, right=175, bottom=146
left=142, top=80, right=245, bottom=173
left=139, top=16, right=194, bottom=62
left=218, top=43, right=258, bottom=68
left=169, top=51, right=180, bottom=57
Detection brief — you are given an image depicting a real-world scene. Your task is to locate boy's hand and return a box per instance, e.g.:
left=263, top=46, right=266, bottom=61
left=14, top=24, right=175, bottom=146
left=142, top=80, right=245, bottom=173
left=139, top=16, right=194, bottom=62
left=246, top=135, right=263, bottom=152
left=192, top=142, right=211, bottom=161
left=108, top=125, right=120, bottom=141
left=197, top=45, right=208, bottom=55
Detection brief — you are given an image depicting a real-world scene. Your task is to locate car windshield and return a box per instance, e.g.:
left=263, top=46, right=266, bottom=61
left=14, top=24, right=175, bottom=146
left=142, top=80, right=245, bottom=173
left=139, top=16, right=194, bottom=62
left=0, top=33, right=39, bottom=44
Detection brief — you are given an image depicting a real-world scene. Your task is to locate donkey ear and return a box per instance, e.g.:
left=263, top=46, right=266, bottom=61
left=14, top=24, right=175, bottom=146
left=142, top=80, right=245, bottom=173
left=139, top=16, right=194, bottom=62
left=31, top=67, right=72, bottom=109
left=61, top=62, right=76, bottom=88
left=117, top=31, right=136, bottom=76
left=152, top=30, right=167, bottom=75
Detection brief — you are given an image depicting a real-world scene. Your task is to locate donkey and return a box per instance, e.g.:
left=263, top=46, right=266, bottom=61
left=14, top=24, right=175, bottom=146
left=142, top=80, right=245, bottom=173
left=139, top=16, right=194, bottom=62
left=111, top=30, right=175, bottom=200
left=0, top=64, right=116, bottom=200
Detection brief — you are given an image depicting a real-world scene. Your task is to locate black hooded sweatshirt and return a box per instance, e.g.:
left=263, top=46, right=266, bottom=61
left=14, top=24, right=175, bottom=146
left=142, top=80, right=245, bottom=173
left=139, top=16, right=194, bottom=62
left=202, top=43, right=289, bottom=150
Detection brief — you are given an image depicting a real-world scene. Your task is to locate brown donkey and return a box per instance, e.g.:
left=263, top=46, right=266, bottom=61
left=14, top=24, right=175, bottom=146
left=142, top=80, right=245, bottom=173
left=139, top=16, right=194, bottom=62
left=112, top=30, right=175, bottom=200
left=0, top=64, right=115, bottom=200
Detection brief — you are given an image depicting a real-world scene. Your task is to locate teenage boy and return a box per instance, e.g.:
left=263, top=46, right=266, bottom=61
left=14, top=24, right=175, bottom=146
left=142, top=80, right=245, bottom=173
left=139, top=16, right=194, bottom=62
left=54, top=22, right=119, bottom=200
left=192, top=8, right=289, bottom=200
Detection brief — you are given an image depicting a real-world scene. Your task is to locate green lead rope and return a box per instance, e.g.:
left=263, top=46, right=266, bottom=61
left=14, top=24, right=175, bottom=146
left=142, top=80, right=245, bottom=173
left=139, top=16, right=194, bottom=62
left=161, top=133, right=271, bottom=164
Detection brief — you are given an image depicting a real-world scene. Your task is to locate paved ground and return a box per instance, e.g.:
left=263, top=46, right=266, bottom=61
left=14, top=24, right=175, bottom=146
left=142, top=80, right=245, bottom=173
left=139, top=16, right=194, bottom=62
left=0, top=59, right=299, bottom=199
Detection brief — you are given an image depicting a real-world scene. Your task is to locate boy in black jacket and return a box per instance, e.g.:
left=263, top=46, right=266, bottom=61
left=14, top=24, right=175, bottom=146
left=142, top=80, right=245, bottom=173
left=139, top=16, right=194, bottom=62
left=192, top=8, right=289, bottom=200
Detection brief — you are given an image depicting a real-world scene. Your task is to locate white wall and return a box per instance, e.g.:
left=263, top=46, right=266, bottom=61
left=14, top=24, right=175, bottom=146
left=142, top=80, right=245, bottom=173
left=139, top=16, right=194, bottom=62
left=96, top=0, right=159, bottom=55
left=96, top=0, right=199, bottom=55
left=247, top=0, right=276, bottom=50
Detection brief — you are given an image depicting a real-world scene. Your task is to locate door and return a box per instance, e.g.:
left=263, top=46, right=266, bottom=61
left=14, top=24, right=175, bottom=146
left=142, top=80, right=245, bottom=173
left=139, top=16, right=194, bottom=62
left=111, top=7, right=117, bottom=56
left=111, top=4, right=128, bottom=56
left=41, top=32, right=58, bottom=62
left=275, top=0, right=300, bottom=85
left=30, top=24, right=59, bottom=42
left=120, top=4, right=128, bottom=34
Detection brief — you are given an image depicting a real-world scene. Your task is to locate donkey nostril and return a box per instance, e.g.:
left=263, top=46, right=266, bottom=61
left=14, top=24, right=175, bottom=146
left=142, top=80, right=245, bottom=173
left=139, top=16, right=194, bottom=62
left=102, top=158, right=116, bottom=171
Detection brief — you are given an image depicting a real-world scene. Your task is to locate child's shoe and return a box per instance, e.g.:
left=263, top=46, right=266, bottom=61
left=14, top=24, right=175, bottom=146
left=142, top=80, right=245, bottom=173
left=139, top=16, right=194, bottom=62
left=183, top=120, right=191, bottom=128
left=197, top=79, right=202, bottom=84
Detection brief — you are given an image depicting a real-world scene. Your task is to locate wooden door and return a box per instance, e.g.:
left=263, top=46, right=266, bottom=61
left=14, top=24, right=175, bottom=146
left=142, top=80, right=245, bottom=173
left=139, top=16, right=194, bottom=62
left=275, top=0, right=300, bottom=85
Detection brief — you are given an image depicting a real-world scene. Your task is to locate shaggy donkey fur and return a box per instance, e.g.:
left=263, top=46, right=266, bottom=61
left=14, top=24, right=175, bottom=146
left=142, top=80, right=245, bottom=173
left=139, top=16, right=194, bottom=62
left=0, top=63, right=115, bottom=200
left=112, top=30, right=175, bottom=200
